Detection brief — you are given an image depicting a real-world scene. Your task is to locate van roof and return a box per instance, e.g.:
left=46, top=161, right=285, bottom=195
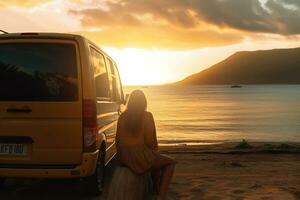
left=0, top=32, right=117, bottom=65
left=0, top=32, right=83, bottom=40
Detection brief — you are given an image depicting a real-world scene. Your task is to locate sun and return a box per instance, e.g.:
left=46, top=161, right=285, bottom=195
left=104, top=48, right=177, bottom=86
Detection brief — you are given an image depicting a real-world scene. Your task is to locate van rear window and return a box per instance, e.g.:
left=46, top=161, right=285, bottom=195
left=0, top=43, right=78, bottom=101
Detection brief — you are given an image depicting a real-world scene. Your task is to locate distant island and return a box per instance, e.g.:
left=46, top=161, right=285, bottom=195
left=176, top=47, right=300, bottom=85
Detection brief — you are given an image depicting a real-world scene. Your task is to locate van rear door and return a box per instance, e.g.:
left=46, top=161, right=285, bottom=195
left=0, top=40, right=83, bottom=165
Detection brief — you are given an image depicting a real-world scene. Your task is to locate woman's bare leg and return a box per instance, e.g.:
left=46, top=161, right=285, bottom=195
left=151, top=154, right=176, bottom=199
left=159, top=163, right=175, bottom=199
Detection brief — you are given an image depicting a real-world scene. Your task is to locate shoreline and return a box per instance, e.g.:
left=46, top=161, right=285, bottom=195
left=158, top=141, right=300, bottom=154
left=158, top=139, right=300, bottom=144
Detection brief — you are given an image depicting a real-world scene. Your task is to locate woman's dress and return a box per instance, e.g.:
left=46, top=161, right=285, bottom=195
left=116, top=111, right=159, bottom=174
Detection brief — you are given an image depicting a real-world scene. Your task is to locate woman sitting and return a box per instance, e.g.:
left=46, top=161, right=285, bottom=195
left=116, top=90, right=176, bottom=200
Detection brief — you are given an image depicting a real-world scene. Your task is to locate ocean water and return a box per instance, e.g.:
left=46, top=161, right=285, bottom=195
left=124, top=85, right=300, bottom=144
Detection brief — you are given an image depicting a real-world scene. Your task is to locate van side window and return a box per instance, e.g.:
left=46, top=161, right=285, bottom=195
left=106, top=58, right=122, bottom=102
left=108, top=59, right=115, bottom=75
left=90, top=48, right=110, bottom=100
left=113, top=64, right=123, bottom=102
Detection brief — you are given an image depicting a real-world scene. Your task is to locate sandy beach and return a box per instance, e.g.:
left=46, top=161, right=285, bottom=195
left=0, top=142, right=299, bottom=200
left=163, top=143, right=300, bottom=200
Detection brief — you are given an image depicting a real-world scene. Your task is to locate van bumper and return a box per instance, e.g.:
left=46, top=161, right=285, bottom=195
left=0, top=151, right=99, bottom=178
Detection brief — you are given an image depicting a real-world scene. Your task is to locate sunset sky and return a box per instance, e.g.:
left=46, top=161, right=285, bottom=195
left=1, top=0, right=300, bottom=85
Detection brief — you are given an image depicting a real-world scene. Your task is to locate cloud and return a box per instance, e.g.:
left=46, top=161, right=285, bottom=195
left=71, top=0, right=300, bottom=33
left=70, top=0, right=244, bottom=49
left=192, top=0, right=300, bottom=35
left=69, top=0, right=300, bottom=49
left=264, top=0, right=300, bottom=34
left=74, top=27, right=242, bottom=49
left=70, top=0, right=199, bottom=29
left=2, top=0, right=300, bottom=36
left=0, top=0, right=49, bottom=7
left=70, top=8, right=142, bottom=28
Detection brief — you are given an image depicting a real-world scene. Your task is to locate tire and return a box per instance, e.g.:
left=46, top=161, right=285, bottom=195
left=0, top=178, right=6, bottom=189
left=83, top=149, right=105, bottom=196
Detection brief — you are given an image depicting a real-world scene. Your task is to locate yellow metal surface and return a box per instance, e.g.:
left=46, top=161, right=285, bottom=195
left=0, top=151, right=99, bottom=178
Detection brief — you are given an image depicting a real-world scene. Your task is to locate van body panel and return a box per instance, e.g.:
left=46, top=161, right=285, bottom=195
left=0, top=39, right=83, bottom=165
left=0, top=151, right=98, bottom=178
left=96, top=102, right=119, bottom=162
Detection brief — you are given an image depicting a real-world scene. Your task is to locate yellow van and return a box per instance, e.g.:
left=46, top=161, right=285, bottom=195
left=0, top=33, right=125, bottom=195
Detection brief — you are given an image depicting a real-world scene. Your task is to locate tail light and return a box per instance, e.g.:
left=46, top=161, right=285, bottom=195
left=83, top=99, right=98, bottom=152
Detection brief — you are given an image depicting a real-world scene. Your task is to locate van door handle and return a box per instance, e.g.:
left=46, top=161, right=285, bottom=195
left=6, top=108, right=32, bottom=113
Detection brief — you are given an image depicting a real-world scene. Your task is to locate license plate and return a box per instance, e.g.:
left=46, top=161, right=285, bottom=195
left=0, top=144, right=27, bottom=156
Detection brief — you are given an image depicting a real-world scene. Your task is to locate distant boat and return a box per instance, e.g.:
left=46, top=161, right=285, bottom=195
left=231, top=85, right=242, bottom=88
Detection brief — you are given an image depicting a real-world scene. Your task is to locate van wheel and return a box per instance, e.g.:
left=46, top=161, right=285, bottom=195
left=83, top=150, right=105, bottom=196
left=0, top=178, right=6, bottom=188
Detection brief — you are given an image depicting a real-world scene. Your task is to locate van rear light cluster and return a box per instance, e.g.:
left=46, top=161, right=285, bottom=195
left=83, top=99, right=98, bottom=152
